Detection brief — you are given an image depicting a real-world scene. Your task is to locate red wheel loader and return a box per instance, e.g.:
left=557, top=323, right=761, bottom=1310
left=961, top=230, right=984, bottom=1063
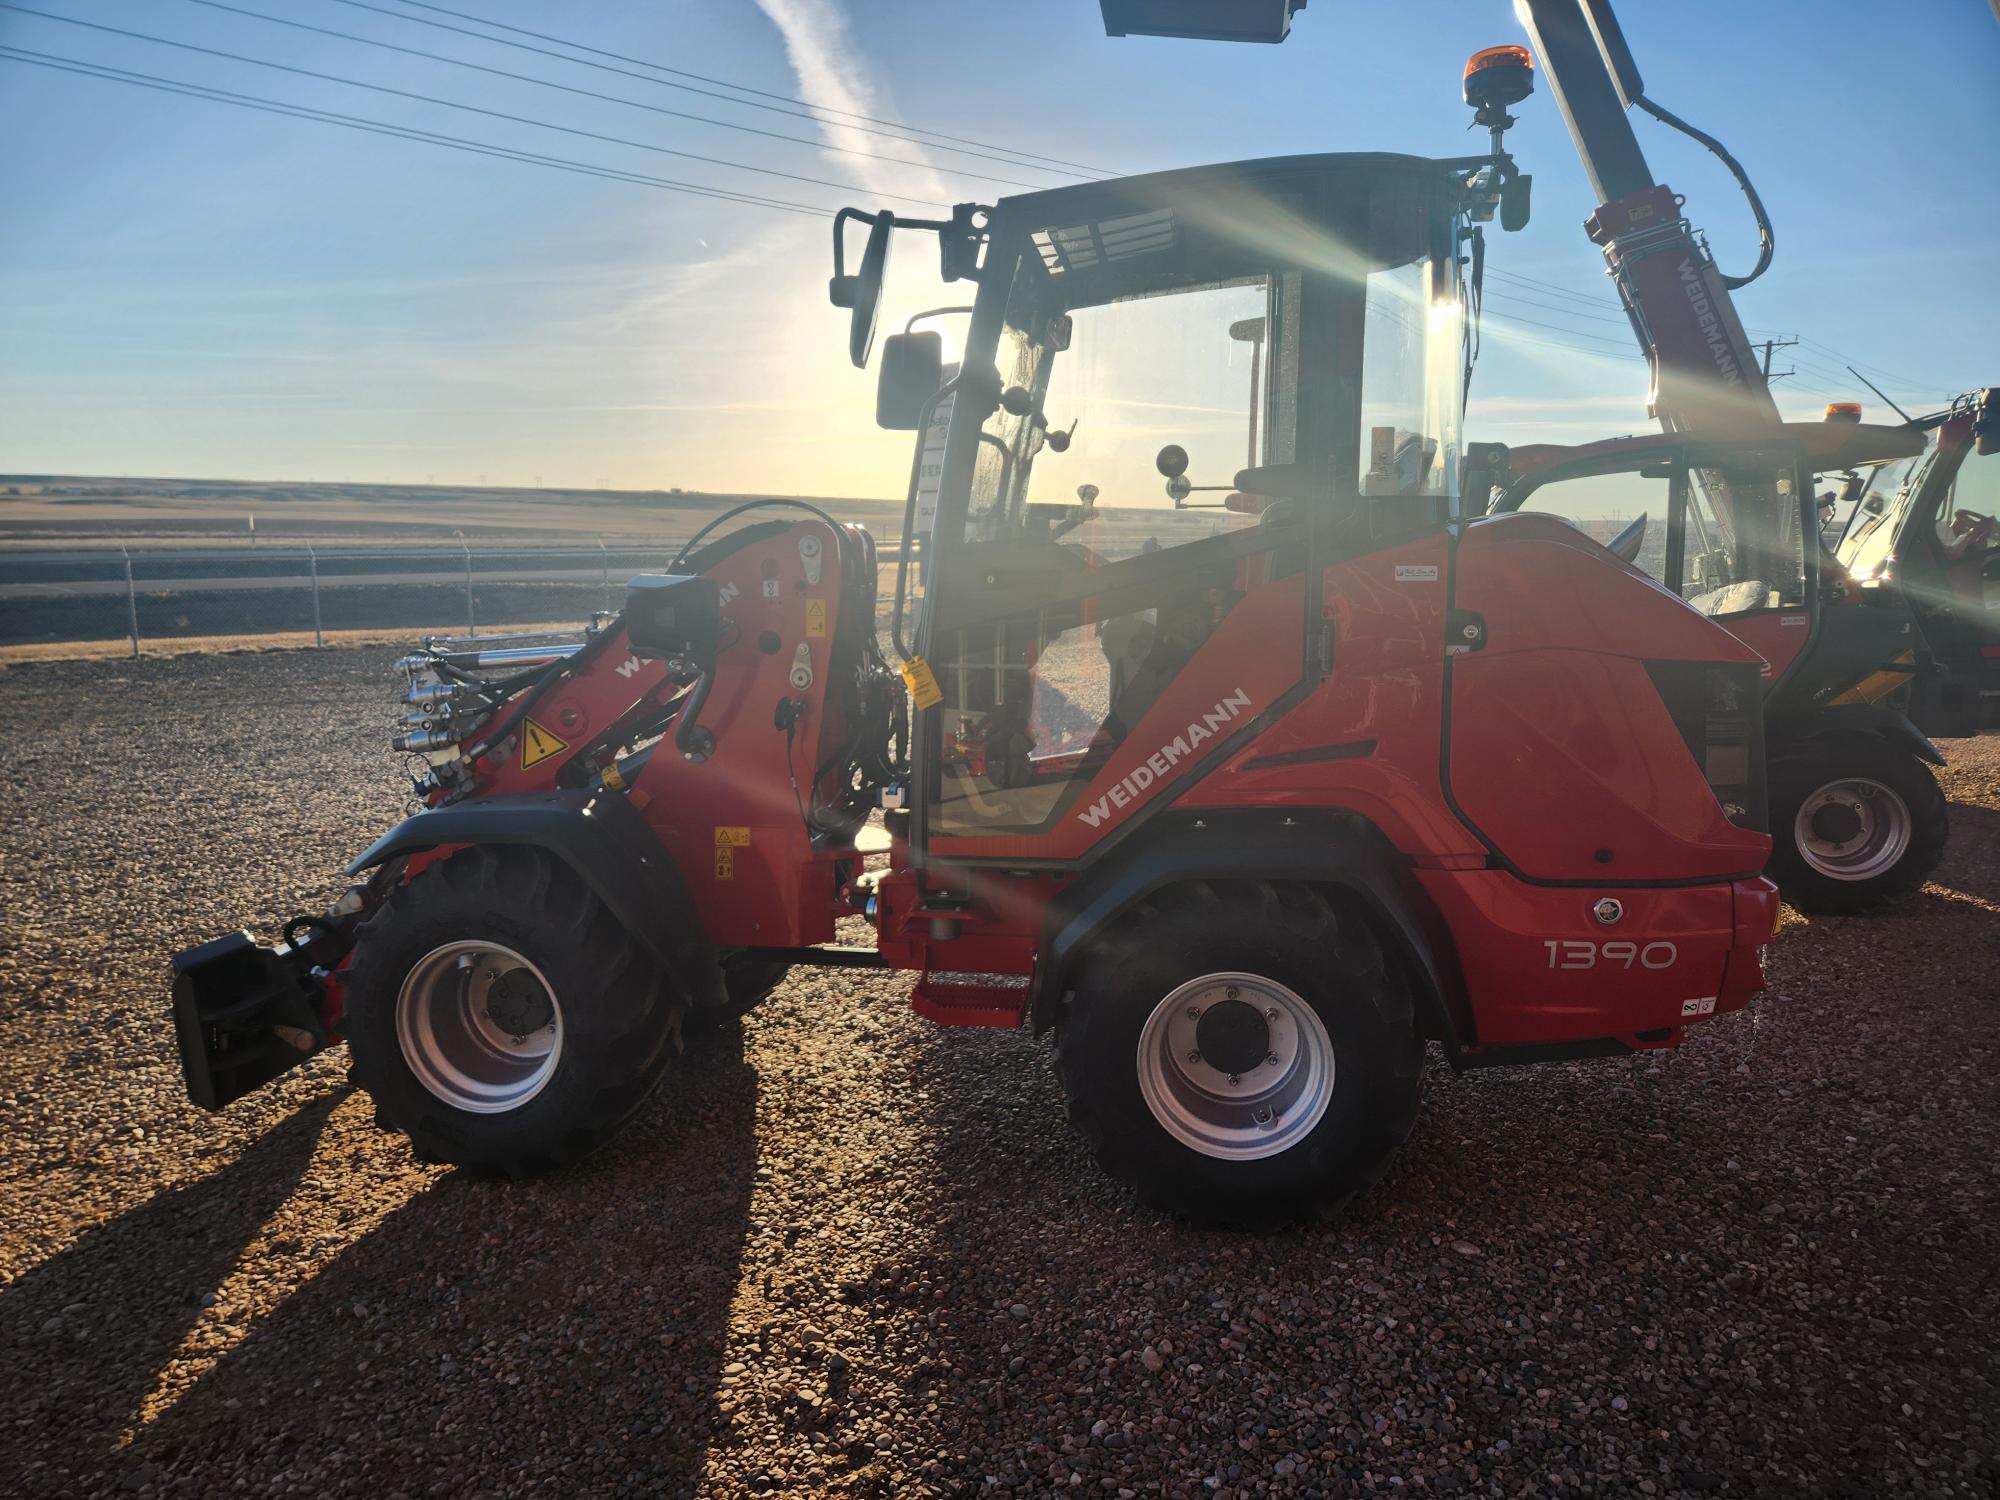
left=171, top=147, right=1778, bottom=1226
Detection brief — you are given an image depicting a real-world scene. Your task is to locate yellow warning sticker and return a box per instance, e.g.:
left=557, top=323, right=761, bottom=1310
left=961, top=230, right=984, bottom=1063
left=899, top=656, right=943, bottom=710
left=714, top=826, right=751, bottom=848
left=519, top=718, right=569, bottom=769
left=805, top=597, right=828, bottom=638
left=713, top=847, right=735, bottom=880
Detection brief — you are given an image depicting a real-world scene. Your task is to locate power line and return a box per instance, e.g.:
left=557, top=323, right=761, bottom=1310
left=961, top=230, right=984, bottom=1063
left=0, top=46, right=835, bottom=216
left=165, top=0, right=1053, bottom=191
left=0, top=3, right=950, bottom=208
left=1493, top=272, right=1942, bottom=402
left=1485, top=308, right=1640, bottom=351
left=1794, top=337, right=1933, bottom=398
left=307, top=0, right=1091, bottom=180
left=1484, top=287, right=1631, bottom=328
left=1486, top=266, right=1622, bottom=310
left=369, top=0, right=1114, bottom=176
left=1484, top=325, right=1647, bottom=365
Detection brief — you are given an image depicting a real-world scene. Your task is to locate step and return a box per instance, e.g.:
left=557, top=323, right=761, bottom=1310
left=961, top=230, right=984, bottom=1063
left=910, top=969, right=1029, bottom=1028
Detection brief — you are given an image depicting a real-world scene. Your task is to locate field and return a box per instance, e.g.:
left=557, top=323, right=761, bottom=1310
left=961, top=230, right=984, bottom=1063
left=0, top=474, right=908, bottom=652
left=0, top=646, right=1994, bottom=1498
left=0, top=474, right=905, bottom=549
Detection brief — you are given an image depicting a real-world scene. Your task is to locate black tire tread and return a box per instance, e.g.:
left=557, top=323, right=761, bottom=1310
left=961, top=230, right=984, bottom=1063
left=1054, top=879, right=1422, bottom=1229
left=344, top=846, right=689, bottom=1176
left=1768, top=738, right=1949, bottom=915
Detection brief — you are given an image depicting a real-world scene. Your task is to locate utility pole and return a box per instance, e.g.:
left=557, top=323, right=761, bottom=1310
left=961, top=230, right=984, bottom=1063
left=1757, top=336, right=1799, bottom=382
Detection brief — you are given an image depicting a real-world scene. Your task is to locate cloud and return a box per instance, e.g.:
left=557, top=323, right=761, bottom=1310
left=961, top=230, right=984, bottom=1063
left=749, top=0, right=951, bottom=205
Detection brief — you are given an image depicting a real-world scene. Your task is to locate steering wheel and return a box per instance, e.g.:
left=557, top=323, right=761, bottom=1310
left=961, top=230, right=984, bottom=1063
left=1948, top=509, right=1995, bottom=551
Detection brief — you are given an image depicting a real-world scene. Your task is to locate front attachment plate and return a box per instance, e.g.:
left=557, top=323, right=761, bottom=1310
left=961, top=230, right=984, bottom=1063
left=169, top=931, right=329, bottom=1110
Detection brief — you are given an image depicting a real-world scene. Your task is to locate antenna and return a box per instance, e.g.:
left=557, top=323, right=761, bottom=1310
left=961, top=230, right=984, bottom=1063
left=1846, top=365, right=1914, bottom=425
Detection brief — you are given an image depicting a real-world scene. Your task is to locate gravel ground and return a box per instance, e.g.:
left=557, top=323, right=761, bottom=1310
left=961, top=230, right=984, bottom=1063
left=1, top=648, right=1995, bottom=1499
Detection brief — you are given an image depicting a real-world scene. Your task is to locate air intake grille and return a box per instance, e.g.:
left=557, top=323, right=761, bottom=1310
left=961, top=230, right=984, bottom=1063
left=1645, top=660, right=1767, bottom=832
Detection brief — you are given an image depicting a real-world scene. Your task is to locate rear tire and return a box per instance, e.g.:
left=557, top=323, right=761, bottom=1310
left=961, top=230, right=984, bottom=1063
left=344, top=846, right=686, bottom=1176
left=1768, top=739, right=1947, bottom=914
left=1054, top=880, right=1422, bottom=1228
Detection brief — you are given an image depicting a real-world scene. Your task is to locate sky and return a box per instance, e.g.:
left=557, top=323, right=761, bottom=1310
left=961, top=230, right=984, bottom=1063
left=1, top=0, right=1995, bottom=497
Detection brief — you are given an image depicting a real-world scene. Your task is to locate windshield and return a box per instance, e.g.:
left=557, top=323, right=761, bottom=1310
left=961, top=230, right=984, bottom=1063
left=987, top=272, right=1297, bottom=562
left=957, top=172, right=1468, bottom=565
left=1943, top=444, right=1998, bottom=531
left=1837, top=445, right=1934, bottom=579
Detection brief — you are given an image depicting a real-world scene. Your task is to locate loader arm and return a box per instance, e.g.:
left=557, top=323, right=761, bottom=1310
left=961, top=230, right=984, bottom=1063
left=1514, top=0, right=1780, bottom=442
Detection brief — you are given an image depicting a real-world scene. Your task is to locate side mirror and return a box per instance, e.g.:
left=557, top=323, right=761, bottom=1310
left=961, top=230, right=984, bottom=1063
left=828, top=209, right=893, bottom=369
left=876, top=331, right=944, bottom=430
left=1500, top=172, right=1532, bottom=232
left=1977, top=387, right=1997, bottom=457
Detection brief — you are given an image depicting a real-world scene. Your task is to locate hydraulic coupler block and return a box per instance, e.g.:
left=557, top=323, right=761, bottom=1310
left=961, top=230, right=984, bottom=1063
left=391, top=726, right=461, bottom=754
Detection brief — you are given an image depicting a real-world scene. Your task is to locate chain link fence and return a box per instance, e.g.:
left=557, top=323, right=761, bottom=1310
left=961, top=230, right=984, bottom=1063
left=0, top=540, right=708, bottom=653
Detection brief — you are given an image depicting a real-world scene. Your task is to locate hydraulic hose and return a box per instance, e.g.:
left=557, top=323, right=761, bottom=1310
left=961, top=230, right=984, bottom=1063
left=1632, top=92, right=1774, bottom=290
left=673, top=667, right=717, bottom=760
left=668, top=497, right=845, bottom=574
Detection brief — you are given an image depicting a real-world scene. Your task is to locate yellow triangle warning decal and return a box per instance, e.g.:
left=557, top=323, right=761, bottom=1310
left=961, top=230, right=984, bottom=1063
left=519, top=718, right=569, bottom=769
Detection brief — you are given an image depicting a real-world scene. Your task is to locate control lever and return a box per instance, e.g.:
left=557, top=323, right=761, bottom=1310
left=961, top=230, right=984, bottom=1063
left=1000, top=386, right=1076, bottom=451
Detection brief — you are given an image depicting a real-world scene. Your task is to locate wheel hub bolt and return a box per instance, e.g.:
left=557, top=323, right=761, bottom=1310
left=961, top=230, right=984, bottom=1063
left=1265, top=1007, right=1279, bottom=1022
left=1225, top=987, right=1239, bottom=999
left=1267, top=1052, right=1281, bottom=1067
left=1186, top=1007, right=1201, bottom=1021
left=1186, top=1050, right=1202, bottom=1065
left=1253, top=1107, right=1273, bottom=1124
left=1226, top=1073, right=1240, bottom=1086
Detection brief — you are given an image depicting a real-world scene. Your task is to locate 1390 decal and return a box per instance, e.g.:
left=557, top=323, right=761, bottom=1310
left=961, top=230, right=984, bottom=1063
left=1544, top=940, right=1678, bottom=970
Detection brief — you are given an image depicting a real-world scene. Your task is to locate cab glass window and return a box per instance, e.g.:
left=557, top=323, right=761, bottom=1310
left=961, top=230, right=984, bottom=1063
left=968, top=271, right=1301, bottom=564
left=1682, top=463, right=1805, bottom=616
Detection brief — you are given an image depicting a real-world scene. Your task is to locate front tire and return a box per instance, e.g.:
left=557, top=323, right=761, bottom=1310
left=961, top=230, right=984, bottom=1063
left=1768, top=739, right=1947, bottom=914
left=344, top=846, right=687, bottom=1175
left=1055, top=881, right=1422, bottom=1228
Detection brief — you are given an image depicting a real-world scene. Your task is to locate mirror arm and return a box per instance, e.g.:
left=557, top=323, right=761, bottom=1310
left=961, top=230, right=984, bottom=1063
left=905, top=304, right=976, bottom=334
left=827, top=207, right=882, bottom=305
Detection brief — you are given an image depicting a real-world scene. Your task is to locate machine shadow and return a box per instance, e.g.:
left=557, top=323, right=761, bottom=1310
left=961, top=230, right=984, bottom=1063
left=883, top=1003, right=1901, bottom=1492
left=106, top=1024, right=762, bottom=1497
left=0, top=1093, right=340, bottom=1497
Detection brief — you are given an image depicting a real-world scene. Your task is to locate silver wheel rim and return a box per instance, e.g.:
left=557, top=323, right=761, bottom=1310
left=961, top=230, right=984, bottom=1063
left=1134, top=971, right=1335, bottom=1162
left=396, top=941, right=563, bottom=1114
left=1794, top=776, right=1912, bottom=882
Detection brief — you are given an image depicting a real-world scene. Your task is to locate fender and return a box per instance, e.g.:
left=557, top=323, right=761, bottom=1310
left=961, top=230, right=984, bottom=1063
left=346, top=789, right=719, bottom=999
left=1025, top=810, right=1470, bottom=1045
left=1774, top=703, right=1944, bottom=767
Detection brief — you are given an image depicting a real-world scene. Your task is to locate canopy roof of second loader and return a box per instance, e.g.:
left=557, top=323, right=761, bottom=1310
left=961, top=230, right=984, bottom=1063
left=1501, top=422, right=1927, bottom=501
